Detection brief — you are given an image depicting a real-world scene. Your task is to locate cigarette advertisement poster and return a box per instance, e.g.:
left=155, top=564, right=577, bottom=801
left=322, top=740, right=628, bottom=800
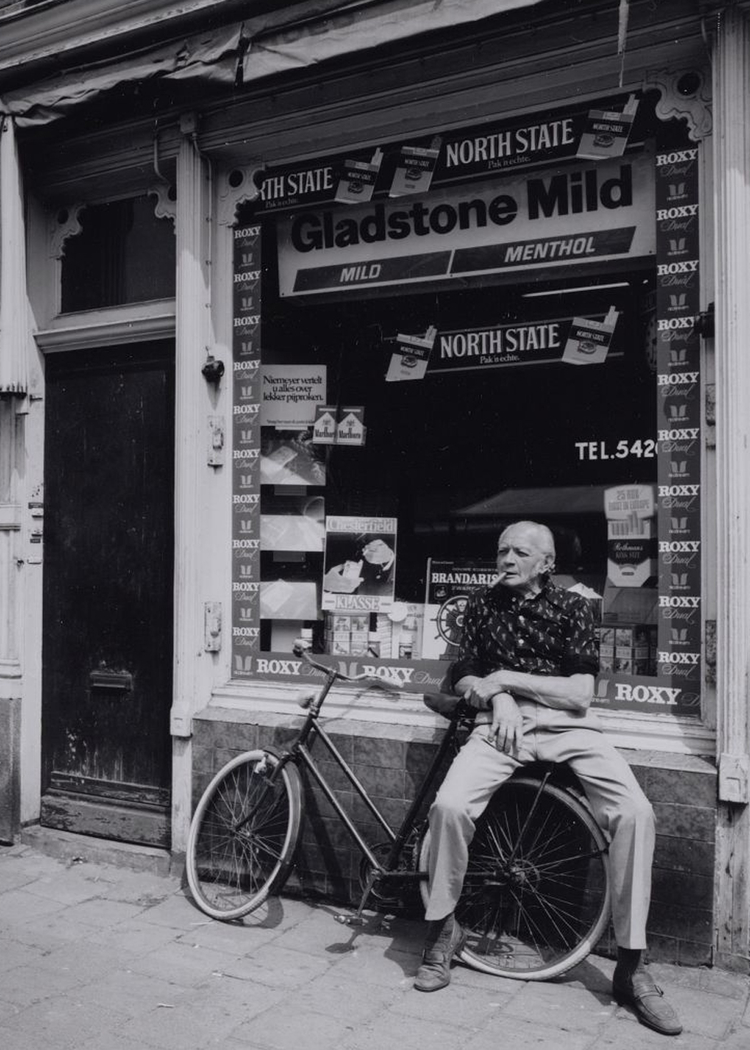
left=255, top=93, right=645, bottom=214
left=428, top=313, right=621, bottom=374
left=277, top=150, right=655, bottom=297
left=260, top=493, right=325, bottom=552
left=260, top=365, right=327, bottom=427
left=322, top=516, right=397, bottom=612
left=421, top=560, right=499, bottom=660
left=260, top=428, right=327, bottom=486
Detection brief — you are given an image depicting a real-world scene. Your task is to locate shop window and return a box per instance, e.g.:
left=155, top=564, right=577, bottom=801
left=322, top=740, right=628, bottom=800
left=231, top=92, right=703, bottom=721
left=60, top=196, right=175, bottom=312
left=256, top=269, right=656, bottom=644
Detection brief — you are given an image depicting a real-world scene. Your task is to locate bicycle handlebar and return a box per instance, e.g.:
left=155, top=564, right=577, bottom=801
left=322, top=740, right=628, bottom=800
left=293, top=642, right=402, bottom=694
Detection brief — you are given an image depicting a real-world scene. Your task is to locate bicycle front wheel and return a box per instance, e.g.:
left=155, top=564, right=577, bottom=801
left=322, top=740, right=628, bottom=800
left=419, top=777, right=610, bottom=980
left=186, top=748, right=303, bottom=921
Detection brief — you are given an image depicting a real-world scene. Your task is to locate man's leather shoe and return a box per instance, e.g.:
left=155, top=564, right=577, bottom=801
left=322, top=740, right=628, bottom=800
left=414, top=916, right=467, bottom=992
left=613, top=967, right=683, bottom=1036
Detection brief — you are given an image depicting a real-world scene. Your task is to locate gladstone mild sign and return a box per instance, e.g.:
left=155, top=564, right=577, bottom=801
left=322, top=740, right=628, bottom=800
left=277, top=150, right=655, bottom=296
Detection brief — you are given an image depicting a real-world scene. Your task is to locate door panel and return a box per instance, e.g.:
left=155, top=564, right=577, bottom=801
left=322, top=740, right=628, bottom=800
left=41, top=342, right=174, bottom=847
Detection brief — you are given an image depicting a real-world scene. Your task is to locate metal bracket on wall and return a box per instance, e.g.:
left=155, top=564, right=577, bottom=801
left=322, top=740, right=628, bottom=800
left=719, top=752, right=750, bottom=804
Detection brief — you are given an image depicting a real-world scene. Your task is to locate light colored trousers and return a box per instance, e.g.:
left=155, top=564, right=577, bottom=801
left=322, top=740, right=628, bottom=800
left=425, top=724, right=655, bottom=949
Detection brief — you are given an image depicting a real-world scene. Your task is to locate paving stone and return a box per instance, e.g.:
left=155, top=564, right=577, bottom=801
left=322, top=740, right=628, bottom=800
left=0, top=888, right=67, bottom=924
left=329, top=942, right=421, bottom=987
left=209, top=942, right=334, bottom=989
left=59, top=897, right=147, bottom=928
left=0, top=963, right=88, bottom=1007
left=0, top=939, right=47, bottom=974
left=2, top=993, right=131, bottom=1048
left=341, top=1012, right=470, bottom=1050
left=129, top=939, right=243, bottom=986
left=290, top=971, right=404, bottom=1024
left=89, top=917, right=187, bottom=955
left=74, top=967, right=195, bottom=1018
left=176, top=918, right=276, bottom=955
left=501, top=978, right=618, bottom=1031
left=465, top=1015, right=596, bottom=1050
left=228, top=1001, right=354, bottom=1049
left=657, top=983, right=743, bottom=1040
left=117, top=998, right=246, bottom=1050
left=392, top=980, right=513, bottom=1026
left=8, top=911, right=105, bottom=949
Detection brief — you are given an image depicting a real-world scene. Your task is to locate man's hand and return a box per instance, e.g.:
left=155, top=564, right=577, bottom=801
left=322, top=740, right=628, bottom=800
left=464, top=672, right=509, bottom=710
left=488, top=692, right=522, bottom=755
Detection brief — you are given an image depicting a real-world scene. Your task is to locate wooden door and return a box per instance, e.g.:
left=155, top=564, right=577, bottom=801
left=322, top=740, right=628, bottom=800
left=41, top=342, right=174, bottom=847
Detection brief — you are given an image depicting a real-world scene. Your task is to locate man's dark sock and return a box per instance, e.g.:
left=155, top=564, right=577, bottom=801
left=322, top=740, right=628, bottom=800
left=616, top=947, right=643, bottom=977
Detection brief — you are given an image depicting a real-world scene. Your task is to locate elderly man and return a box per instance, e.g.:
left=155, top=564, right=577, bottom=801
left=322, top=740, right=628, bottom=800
left=416, top=521, right=681, bottom=1037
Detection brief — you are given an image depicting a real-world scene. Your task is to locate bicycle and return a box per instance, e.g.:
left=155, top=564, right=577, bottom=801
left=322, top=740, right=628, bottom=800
left=186, top=644, right=611, bottom=981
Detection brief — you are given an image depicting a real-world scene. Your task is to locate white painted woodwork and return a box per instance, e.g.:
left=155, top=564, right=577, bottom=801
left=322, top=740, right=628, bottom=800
left=712, top=6, right=750, bottom=971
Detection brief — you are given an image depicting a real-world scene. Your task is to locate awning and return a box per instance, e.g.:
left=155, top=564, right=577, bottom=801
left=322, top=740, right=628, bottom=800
left=0, top=0, right=545, bottom=127
left=455, top=486, right=610, bottom=518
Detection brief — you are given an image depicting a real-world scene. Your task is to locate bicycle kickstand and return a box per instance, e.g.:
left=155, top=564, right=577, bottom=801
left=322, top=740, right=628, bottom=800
left=334, top=868, right=380, bottom=927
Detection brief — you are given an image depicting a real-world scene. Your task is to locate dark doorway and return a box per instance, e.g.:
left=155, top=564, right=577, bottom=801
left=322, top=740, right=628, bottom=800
left=41, top=341, right=174, bottom=847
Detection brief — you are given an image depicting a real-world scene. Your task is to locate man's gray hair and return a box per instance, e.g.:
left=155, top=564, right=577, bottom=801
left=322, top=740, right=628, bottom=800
left=499, top=521, right=556, bottom=561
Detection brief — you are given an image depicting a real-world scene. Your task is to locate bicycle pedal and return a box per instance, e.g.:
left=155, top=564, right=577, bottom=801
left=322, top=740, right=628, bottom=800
left=334, top=913, right=366, bottom=927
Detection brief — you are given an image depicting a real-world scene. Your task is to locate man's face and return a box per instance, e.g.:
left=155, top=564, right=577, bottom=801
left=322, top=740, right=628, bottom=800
left=496, top=525, right=552, bottom=596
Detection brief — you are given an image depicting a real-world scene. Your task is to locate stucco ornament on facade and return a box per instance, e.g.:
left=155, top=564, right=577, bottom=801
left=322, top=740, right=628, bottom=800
left=643, top=67, right=713, bottom=142
left=217, top=166, right=260, bottom=228
left=48, top=204, right=84, bottom=260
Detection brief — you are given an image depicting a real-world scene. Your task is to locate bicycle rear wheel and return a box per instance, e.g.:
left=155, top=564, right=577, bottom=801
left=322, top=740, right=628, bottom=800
left=419, top=776, right=610, bottom=980
left=186, top=748, right=303, bottom=920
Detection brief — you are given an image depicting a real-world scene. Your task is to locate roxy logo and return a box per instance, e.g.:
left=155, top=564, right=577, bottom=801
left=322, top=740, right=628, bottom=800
left=659, top=595, right=700, bottom=608
left=611, top=682, right=680, bottom=705
left=658, top=484, right=699, bottom=497
left=657, top=370, right=698, bottom=383
left=656, top=150, right=698, bottom=166
left=657, top=428, right=699, bottom=441
left=657, top=260, right=698, bottom=275
left=657, top=318, right=695, bottom=333
left=659, top=540, right=700, bottom=553
left=657, top=650, right=700, bottom=665
left=657, top=204, right=697, bottom=220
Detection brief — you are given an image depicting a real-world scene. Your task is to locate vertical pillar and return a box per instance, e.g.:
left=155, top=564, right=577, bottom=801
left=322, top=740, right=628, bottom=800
left=0, top=116, right=27, bottom=842
left=171, top=116, right=211, bottom=852
left=713, top=8, right=750, bottom=972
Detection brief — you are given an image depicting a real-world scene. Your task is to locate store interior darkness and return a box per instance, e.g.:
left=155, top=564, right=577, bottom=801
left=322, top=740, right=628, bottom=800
left=259, top=254, right=658, bottom=639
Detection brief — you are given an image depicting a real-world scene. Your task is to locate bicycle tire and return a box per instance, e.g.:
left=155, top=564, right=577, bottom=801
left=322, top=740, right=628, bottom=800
left=186, top=748, right=303, bottom=921
left=418, top=776, right=610, bottom=981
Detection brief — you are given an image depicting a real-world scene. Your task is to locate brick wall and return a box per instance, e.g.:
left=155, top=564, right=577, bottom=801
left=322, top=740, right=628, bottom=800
left=192, top=707, right=717, bottom=966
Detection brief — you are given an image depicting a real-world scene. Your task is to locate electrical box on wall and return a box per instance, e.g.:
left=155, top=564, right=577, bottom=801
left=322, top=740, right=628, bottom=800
left=204, top=602, right=222, bottom=652
left=207, top=416, right=224, bottom=467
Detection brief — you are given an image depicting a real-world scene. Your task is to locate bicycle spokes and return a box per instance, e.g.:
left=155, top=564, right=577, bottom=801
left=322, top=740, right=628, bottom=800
left=456, top=779, right=610, bottom=979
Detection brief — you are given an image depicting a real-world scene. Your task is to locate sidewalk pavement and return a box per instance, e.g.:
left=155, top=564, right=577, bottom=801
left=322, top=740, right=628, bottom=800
left=1, top=832, right=749, bottom=1050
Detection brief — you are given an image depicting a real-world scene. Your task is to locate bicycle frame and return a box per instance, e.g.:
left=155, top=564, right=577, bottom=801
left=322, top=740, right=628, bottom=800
left=272, top=661, right=464, bottom=904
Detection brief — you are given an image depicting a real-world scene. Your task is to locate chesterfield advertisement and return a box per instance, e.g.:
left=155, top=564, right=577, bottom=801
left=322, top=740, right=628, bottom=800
left=277, top=151, right=655, bottom=296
